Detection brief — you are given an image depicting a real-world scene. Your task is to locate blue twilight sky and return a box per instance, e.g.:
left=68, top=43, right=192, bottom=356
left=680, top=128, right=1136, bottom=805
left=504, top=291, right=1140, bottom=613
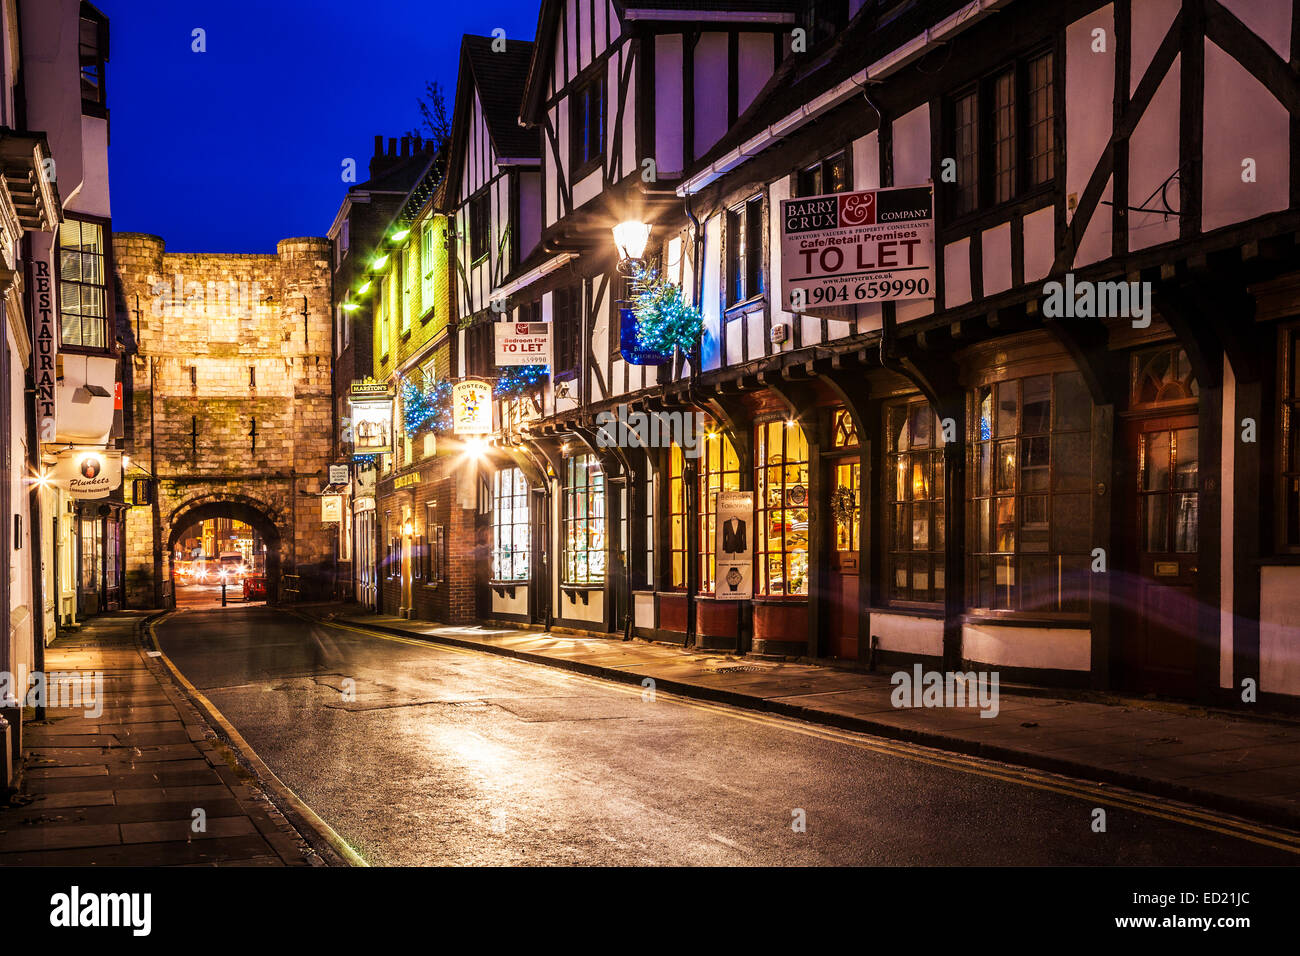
left=100, top=0, right=541, bottom=253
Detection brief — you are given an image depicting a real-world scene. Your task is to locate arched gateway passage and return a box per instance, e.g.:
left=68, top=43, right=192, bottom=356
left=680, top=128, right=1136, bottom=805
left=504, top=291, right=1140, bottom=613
left=166, top=499, right=283, bottom=606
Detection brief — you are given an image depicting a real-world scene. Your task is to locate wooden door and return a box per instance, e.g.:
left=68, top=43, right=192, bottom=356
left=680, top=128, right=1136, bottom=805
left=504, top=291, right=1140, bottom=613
left=828, top=458, right=860, bottom=658
left=1120, top=415, right=1200, bottom=697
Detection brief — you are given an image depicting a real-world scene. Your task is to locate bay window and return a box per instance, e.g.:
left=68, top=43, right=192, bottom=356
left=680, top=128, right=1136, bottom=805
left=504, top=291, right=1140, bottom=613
left=58, top=219, right=107, bottom=349
left=885, top=399, right=946, bottom=604
left=563, top=454, right=605, bottom=584
left=967, top=370, right=1092, bottom=613
left=493, top=467, right=530, bottom=581
left=756, top=420, right=809, bottom=596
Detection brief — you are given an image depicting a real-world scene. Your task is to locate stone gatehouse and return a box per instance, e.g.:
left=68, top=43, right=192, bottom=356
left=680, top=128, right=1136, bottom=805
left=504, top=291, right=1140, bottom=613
left=115, top=234, right=336, bottom=606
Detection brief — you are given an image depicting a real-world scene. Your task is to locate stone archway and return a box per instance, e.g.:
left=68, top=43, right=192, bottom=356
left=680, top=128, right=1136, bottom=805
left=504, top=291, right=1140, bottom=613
left=165, top=496, right=284, bottom=605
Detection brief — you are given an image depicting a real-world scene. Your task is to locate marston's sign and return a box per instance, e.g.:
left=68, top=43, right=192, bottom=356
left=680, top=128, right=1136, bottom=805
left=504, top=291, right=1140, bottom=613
left=494, top=321, right=553, bottom=367
left=349, top=380, right=394, bottom=457
left=780, top=183, right=935, bottom=313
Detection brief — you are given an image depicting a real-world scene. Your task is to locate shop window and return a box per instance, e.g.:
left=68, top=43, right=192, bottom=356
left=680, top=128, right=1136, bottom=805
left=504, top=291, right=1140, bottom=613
left=797, top=151, right=849, bottom=197
left=493, top=467, right=530, bottom=581
left=421, top=505, right=447, bottom=584
left=563, top=454, right=605, bottom=584
left=726, top=196, right=764, bottom=307
left=668, top=444, right=687, bottom=589
left=698, top=425, right=741, bottom=593
left=756, top=420, right=810, bottom=595
left=885, top=398, right=945, bottom=603
left=58, top=219, right=107, bottom=349
left=968, top=371, right=1093, bottom=613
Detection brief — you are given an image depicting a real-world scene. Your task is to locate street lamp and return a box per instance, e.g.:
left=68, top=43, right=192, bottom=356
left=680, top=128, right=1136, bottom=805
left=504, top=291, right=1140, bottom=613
left=613, top=220, right=651, bottom=276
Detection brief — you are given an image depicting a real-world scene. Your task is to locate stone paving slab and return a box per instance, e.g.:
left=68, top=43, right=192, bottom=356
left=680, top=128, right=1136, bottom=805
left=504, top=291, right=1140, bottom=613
left=0, top=611, right=321, bottom=867
left=337, top=610, right=1300, bottom=829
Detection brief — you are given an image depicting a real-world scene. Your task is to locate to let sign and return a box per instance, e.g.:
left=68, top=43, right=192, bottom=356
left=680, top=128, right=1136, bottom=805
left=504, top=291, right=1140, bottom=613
left=780, top=184, right=935, bottom=314
left=494, top=321, right=552, bottom=367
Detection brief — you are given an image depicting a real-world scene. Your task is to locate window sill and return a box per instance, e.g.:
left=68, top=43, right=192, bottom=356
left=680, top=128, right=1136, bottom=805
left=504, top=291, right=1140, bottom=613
left=561, top=583, right=601, bottom=605
left=724, top=296, right=766, bottom=320
left=751, top=595, right=808, bottom=605
left=961, top=611, right=1091, bottom=629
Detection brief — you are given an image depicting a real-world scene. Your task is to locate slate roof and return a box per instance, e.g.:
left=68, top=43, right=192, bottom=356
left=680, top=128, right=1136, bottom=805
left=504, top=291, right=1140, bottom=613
left=461, top=35, right=540, bottom=160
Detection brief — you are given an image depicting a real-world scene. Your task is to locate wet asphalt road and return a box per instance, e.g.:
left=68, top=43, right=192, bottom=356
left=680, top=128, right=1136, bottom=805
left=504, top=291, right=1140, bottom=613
left=155, top=606, right=1298, bottom=866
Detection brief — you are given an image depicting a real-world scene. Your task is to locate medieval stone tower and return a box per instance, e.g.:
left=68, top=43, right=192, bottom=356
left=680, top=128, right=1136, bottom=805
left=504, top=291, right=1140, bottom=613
left=115, top=234, right=335, bottom=606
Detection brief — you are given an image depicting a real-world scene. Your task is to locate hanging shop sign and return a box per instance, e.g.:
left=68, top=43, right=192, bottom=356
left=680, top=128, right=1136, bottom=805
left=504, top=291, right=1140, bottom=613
left=28, top=235, right=57, bottom=443
left=452, top=379, right=492, bottom=436
left=349, top=381, right=394, bottom=457
left=780, top=183, right=935, bottom=314
left=495, top=321, right=553, bottom=367
left=618, top=307, right=669, bottom=366
left=715, top=490, right=754, bottom=601
left=321, top=495, right=343, bottom=523
left=329, top=464, right=350, bottom=485
left=50, top=448, right=122, bottom=500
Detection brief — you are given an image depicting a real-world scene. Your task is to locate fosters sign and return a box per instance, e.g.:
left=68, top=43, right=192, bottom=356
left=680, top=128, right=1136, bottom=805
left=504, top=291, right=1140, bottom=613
left=452, top=380, right=492, bottom=436
left=780, top=184, right=935, bottom=313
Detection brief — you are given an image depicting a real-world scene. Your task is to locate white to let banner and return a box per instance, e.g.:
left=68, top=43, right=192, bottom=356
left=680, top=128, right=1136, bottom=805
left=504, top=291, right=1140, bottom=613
left=494, top=321, right=553, bottom=367
left=780, top=183, right=935, bottom=315
left=715, top=490, right=754, bottom=601
left=452, top=379, right=492, bottom=436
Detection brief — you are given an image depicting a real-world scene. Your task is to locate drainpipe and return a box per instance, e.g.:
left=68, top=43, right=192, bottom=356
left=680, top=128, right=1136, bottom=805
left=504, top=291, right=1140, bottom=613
left=682, top=198, right=706, bottom=648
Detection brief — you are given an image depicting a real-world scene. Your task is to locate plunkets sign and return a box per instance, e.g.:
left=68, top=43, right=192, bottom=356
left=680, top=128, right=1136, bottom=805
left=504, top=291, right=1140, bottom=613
left=781, top=183, right=935, bottom=312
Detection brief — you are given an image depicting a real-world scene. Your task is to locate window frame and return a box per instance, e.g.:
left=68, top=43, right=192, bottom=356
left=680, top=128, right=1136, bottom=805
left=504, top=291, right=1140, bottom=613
left=725, top=194, right=766, bottom=310
left=966, top=369, right=1094, bottom=617
left=883, top=397, right=947, bottom=607
left=568, top=67, right=606, bottom=182
left=755, top=419, right=810, bottom=597
left=697, top=426, right=741, bottom=594
left=468, top=191, right=491, bottom=265
left=552, top=284, right=582, bottom=380
left=1277, top=324, right=1300, bottom=552
left=943, top=46, right=1058, bottom=222
left=492, top=467, right=531, bottom=582
left=562, top=454, right=605, bottom=586
left=57, top=217, right=110, bottom=352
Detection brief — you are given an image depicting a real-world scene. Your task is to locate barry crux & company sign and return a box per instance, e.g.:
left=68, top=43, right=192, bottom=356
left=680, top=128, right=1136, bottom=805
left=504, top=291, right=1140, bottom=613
left=780, top=183, right=935, bottom=313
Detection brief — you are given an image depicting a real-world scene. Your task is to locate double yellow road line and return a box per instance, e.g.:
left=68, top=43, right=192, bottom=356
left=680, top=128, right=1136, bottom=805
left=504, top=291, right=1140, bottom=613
left=310, top=611, right=1300, bottom=857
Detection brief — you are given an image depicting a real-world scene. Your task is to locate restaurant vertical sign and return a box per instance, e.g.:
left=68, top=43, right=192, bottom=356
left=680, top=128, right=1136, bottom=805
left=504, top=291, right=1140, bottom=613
left=29, top=233, right=57, bottom=442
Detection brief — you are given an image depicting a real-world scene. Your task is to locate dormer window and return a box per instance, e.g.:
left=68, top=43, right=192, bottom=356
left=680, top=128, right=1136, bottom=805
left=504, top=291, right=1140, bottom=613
left=79, top=3, right=109, bottom=115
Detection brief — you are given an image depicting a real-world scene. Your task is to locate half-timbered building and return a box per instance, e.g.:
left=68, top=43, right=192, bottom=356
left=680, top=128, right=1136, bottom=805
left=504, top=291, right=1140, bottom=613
left=446, top=0, right=1300, bottom=709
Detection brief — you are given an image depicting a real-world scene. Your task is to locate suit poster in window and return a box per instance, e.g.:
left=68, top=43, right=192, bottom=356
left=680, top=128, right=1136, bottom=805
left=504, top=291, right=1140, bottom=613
left=715, top=490, right=753, bottom=601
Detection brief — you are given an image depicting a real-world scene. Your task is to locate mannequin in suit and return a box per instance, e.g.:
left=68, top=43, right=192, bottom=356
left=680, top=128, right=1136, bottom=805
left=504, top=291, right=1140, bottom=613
left=722, top=516, right=747, bottom=554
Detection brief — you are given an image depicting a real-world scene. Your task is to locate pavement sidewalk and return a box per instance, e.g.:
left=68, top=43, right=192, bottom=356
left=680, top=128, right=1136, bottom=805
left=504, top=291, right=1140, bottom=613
left=319, top=608, right=1300, bottom=829
left=0, top=611, right=320, bottom=866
